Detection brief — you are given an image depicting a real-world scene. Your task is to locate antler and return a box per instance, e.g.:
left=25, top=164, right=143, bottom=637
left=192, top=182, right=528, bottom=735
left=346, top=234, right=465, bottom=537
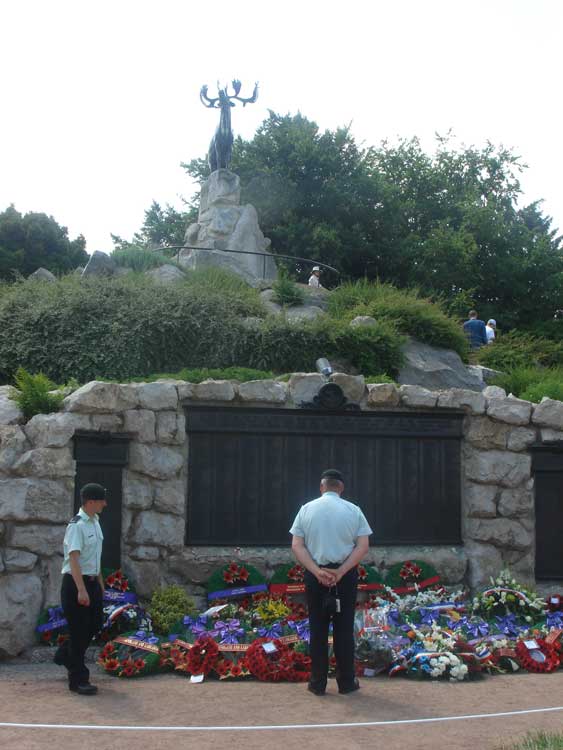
left=232, top=81, right=259, bottom=106
left=200, top=84, right=219, bottom=108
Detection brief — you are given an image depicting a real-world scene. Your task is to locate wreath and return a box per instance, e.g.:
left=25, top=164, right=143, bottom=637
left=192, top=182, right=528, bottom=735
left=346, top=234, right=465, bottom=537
left=185, top=635, right=220, bottom=676
left=269, top=564, right=306, bottom=595
left=98, top=633, right=161, bottom=678
left=206, top=562, right=267, bottom=601
left=35, top=606, right=68, bottom=646
left=244, top=637, right=311, bottom=682
left=357, top=564, right=385, bottom=592
left=385, top=560, right=440, bottom=594
left=515, top=638, right=560, bottom=673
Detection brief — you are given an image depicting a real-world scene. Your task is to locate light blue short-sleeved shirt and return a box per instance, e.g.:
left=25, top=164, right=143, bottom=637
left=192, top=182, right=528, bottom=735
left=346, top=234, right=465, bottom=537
left=289, top=491, right=372, bottom=565
left=61, top=507, right=104, bottom=576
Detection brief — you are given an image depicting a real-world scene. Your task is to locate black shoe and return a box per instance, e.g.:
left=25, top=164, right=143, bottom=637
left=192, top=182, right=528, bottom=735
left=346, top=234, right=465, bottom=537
left=339, top=679, right=360, bottom=694
left=69, top=683, right=98, bottom=695
left=307, top=684, right=326, bottom=696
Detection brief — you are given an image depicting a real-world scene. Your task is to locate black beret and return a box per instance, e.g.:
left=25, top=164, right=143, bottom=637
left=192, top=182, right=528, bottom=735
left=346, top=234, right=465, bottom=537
left=321, top=469, right=344, bottom=482
left=80, top=483, right=107, bottom=501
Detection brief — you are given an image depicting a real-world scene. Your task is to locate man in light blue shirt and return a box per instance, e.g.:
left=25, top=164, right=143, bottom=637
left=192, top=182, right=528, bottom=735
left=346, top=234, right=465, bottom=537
left=290, top=469, right=372, bottom=696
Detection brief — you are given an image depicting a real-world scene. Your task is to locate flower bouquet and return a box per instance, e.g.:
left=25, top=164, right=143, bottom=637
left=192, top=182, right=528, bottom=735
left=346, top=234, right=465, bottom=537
left=206, top=561, right=268, bottom=602
left=102, top=567, right=138, bottom=606
left=471, top=570, right=546, bottom=624
left=98, top=629, right=161, bottom=678
left=385, top=560, right=441, bottom=595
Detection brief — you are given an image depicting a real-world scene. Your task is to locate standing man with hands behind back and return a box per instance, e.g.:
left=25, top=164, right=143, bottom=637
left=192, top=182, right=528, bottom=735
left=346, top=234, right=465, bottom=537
left=290, top=469, right=372, bottom=696
left=54, top=483, right=107, bottom=695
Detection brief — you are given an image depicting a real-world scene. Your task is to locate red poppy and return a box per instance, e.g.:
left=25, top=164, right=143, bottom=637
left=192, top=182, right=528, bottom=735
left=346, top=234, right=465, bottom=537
left=229, top=664, right=243, bottom=678
left=223, top=571, right=234, bottom=583
left=120, top=580, right=129, bottom=592
left=134, top=658, right=145, bottom=670
left=121, top=664, right=136, bottom=677
left=238, top=568, right=249, bottom=582
left=114, top=570, right=123, bottom=580
left=228, top=562, right=239, bottom=573
left=105, top=658, right=120, bottom=672
left=358, top=565, right=367, bottom=580
left=106, top=575, right=116, bottom=586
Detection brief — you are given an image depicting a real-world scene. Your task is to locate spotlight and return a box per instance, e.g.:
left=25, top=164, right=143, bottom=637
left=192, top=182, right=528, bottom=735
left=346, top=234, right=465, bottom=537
left=315, top=358, right=333, bottom=377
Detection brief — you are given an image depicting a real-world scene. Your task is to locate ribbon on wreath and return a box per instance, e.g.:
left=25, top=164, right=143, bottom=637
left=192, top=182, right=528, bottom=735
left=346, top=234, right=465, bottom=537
left=103, top=589, right=138, bottom=605
left=36, top=606, right=68, bottom=633
left=257, top=623, right=283, bottom=640
left=288, top=618, right=310, bottom=643
left=210, top=619, right=246, bottom=644
left=208, top=583, right=268, bottom=601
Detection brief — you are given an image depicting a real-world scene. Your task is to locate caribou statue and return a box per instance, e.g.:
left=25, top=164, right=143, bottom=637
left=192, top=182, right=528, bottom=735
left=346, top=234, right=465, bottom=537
left=200, top=79, right=258, bottom=172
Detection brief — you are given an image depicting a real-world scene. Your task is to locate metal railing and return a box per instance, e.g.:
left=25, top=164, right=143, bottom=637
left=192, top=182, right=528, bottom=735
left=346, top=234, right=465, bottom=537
left=155, top=245, right=340, bottom=281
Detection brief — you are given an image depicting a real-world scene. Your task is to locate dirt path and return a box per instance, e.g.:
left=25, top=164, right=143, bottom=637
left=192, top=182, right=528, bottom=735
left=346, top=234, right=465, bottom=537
left=1, top=663, right=562, bottom=750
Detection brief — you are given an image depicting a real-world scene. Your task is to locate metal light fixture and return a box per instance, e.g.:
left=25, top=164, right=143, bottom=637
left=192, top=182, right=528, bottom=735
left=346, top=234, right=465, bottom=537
left=315, top=358, right=333, bottom=377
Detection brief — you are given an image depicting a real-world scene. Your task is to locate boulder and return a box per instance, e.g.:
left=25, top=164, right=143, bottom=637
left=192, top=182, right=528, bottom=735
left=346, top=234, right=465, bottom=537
left=288, top=373, right=325, bottom=406
left=135, top=382, right=178, bottom=411
left=398, top=340, right=483, bottom=392
left=0, top=573, right=43, bottom=657
left=238, top=380, right=288, bottom=404
left=285, top=305, right=325, bottom=322
left=156, top=412, right=186, bottom=444
left=0, top=390, right=23, bottom=425
left=64, top=381, right=138, bottom=413
left=0, top=478, right=73, bottom=522
left=464, top=448, right=531, bottom=488
left=532, top=398, right=563, bottom=430
left=437, top=389, right=486, bottom=415
left=467, top=364, right=504, bottom=384
left=123, top=409, right=156, bottom=443
left=350, top=316, right=378, bottom=328
left=366, top=383, right=400, bottom=407
left=483, top=385, right=507, bottom=399
left=10, top=524, right=66, bottom=556
left=398, top=384, right=437, bottom=408
left=12, top=447, right=74, bottom=478
left=81, top=250, right=116, bottom=277
left=28, top=267, right=56, bottom=282
left=145, top=264, right=186, bottom=283
left=329, top=373, right=366, bottom=404
left=191, top=380, right=237, bottom=401
left=24, top=412, right=90, bottom=448
left=487, top=396, right=532, bottom=426
left=128, top=443, right=184, bottom=480
left=129, top=510, right=184, bottom=549
left=0, top=426, right=29, bottom=471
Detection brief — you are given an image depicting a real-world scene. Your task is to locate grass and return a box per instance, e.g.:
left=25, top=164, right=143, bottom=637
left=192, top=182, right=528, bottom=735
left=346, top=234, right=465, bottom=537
left=128, top=366, right=278, bottom=384
left=497, top=731, right=563, bottom=749
left=490, top=366, right=563, bottom=402
left=111, top=246, right=177, bottom=272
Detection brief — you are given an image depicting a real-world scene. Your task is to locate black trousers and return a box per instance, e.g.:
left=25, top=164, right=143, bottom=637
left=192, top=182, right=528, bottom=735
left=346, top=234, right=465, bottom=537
left=57, top=574, right=103, bottom=688
left=304, top=567, right=358, bottom=692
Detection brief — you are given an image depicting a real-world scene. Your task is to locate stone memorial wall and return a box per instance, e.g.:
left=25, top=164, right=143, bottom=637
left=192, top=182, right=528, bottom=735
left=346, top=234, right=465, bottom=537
left=1, top=375, right=563, bottom=657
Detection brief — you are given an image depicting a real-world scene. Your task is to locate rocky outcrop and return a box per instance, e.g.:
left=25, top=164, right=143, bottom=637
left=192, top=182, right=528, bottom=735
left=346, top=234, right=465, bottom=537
left=81, top=250, right=116, bottom=277
left=398, top=339, right=484, bottom=391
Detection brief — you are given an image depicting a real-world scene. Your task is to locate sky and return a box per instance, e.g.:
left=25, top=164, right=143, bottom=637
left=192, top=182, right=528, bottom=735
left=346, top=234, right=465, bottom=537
left=1, top=0, right=561, bottom=252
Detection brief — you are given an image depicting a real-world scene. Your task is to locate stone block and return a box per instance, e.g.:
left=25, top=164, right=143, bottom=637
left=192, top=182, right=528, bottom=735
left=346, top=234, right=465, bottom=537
left=40, top=555, right=64, bottom=607
left=464, top=417, right=508, bottom=450
left=498, top=487, right=534, bottom=518
left=464, top=482, right=497, bottom=518
left=503, top=549, right=535, bottom=587
left=0, top=393, right=23, bottom=425
left=437, top=389, right=486, bottom=415
left=0, top=426, right=29, bottom=471
left=238, top=380, right=288, bottom=404
left=0, top=478, right=73, bottom=522
left=532, top=398, right=563, bottom=430
left=329, top=373, right=366, bottom=404
left=487, top=396, right=532, bottom=426
left=12, top=447, right=75, bottom=479
left=483, top=385, right=507, bottom=399
left=122, top=472, right=153, bottom=510
left=130, top=510, right=184, bottom=549
left=128, top=443, right=184, bottom=480
left=145, top=264, right=186, bottom=284
left=177, top=383, right=195, bottom=401
left=122, top=558, right=164, bottom=599
left=123, top=410, right=156, bottom=443
left=464, top=518, right=532, bottom=552
left=91, top=414, right=123, bottom=432
left=9, top=524, right=66, bottom=556
left=156, top=412, right=186, bottom=444
left=506, top=427, right=537, bottom=452
left=135, top=382, right=178, bottom=411
left=3, top=549, right=38, bottom=572
left=399, top=385, right=438, bottom=408
left=464, top=541, right=503, bottom=589
left=0, top=573, right=43, bottom=657
left=285, top=305, right=325, bottom=322
left=153, top=479, right=186, bottom=516
left=129, top=545, right=160, bottom=561
left=464, top=447, right=531, bottom=488
left=192, top=380, right=237, bottom=402
left=288, top=373, right=325, bottom=406
left=63, top=381, right=138, bottom=413
left=366, top=383, right=400, bottom=407
left=541, top=428, right=563, bottom=442
left=24, top=413, right=90, bottom=447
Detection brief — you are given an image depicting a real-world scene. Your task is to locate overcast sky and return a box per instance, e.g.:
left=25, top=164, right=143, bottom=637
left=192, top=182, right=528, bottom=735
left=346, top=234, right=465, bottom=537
left=1, top=0, right=561, bottom=252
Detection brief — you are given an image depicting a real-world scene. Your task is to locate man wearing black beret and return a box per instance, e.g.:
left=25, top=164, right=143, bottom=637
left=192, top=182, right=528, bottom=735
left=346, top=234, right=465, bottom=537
left=290, top=469, right=372, bottom=696
left=54, top=483, right=107, bottom=695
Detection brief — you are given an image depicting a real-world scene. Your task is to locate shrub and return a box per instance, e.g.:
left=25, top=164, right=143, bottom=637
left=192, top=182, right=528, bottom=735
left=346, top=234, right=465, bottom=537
left=365, top=373, right=397, bottom=384
left=490, top=367, right=540, bottom=397
left=491, top=366, right=563, bottom=403
left=148, top=585, right=196, bottom=635
left=478, top=332, right=563, bottom=370
left=10, top=367, right=64, bottom=420
left=111, top=246, right=175, bottom=271
left=328, top=280, right=468, bottom=359
left=520, top=374, right=563, bottom=403
left=132, top=367, right=276, bottom=383
left=271, top=272, right=305, bottom=307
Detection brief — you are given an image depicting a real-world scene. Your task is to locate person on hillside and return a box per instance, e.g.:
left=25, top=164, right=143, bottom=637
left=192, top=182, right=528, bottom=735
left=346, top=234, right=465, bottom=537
left=308, top=266, right=323, bottom=288
left=54, top=483, right=107, bottom=695
left=486, top=319, right=496, bottom=344
left=463, top=310, right=488, bottom=350
left=290, top=469, right=372, bottom=696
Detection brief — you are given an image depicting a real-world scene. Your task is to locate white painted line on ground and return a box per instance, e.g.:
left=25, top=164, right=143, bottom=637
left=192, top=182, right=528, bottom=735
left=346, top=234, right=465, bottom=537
left=1, top=705, right=563, bottom=732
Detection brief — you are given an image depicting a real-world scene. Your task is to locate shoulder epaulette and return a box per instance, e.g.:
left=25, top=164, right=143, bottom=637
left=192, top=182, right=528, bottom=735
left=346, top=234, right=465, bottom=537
left=69, top=514, right=81, bottom=524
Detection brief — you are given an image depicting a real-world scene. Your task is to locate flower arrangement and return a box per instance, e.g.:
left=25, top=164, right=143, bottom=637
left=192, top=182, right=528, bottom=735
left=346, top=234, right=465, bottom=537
left=244, top=638, right=311, bottom=682
left=514, top=637, right=560, bottom=673
left=98, top=633, right=161, bottom=678
left=185, top=635, right=220, bottom=676
left=471, top=569, right=546, bottom=622
left=35, top=606, right=68, bottom=646
left=385, top=560, right=441, bottom=594
left=357, top=564, right=385, bottom=592
left=104, top=568, right=132, bottom=593
left=253, top=598, right=291, bottom=626
left=269, top=564, right=306, bottom=595
left=206, top=562, right=267, bottom=601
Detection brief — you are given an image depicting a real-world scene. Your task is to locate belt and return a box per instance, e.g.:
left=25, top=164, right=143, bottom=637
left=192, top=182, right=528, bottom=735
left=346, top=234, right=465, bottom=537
left=64, top=572, right=99, bottom=581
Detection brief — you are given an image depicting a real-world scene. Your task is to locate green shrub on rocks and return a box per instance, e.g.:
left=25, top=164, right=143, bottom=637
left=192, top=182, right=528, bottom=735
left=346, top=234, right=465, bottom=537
left=271, top=271, right=305, bottom=307
left=10, top=367, right=64, bottom=420
left=477, top=331, right=563, bottom=371
left=148, top=585, right=196, bottom=636
left=111, top=246, right=176, bottom=272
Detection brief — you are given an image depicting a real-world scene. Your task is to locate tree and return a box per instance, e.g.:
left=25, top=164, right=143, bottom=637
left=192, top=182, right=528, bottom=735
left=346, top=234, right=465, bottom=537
left=0, top=205, right=88, bottom=279
left=112, top=201, right=192, bottom=251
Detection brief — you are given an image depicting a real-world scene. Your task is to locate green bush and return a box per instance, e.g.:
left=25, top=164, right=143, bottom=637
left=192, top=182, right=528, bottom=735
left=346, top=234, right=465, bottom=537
left=478, top=332, right=563, bottom=370
left=148, top=585, right=196, bottom=636
left=365, top=373, right=397, bottom=384
left=328, top=280, right=468, bottom=359
left=490, top=366, right=563, bottom=403
left=132, top=366, right=276, bottom=383
left=111, top=246, right=176, bottom=271
left=489, top=367, right=540, bottom=397
left=271, top=272, right=305, bottom=307
left=521, top=374, right=563, bottom=403
left=10, top=367, right=64, bottom=420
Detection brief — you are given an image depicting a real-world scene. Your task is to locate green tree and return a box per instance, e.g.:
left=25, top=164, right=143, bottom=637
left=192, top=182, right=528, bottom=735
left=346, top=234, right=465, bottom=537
left=112, top=201, right=191, bottom=251
left=0, top=205, right=88, bottom=279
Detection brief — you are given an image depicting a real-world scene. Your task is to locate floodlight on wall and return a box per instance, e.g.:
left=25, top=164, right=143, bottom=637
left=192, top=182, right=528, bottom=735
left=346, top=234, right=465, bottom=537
left=315, top=358, right=333, bottom=377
